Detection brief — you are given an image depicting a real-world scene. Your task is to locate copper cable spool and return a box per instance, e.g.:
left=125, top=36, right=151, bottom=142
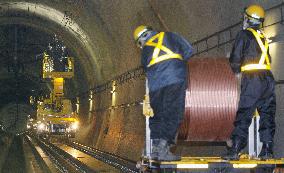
left=178, top=58, right=239, bottom=141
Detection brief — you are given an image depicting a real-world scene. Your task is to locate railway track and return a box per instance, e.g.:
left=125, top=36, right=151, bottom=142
left=24, top=133, right=139, bottom=173
left=64, top=141, right=139, bottom=173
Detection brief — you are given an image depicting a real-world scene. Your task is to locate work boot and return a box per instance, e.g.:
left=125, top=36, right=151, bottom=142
left=222, top=138, right=245, bottom=160
left=258, top=142, right=274, bottom=160
left=150, top=139, right=160, bottom=160
left=156, top=139, right=181, bottom=161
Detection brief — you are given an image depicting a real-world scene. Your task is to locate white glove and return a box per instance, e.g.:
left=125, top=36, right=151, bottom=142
left=235, top=73, right=242, bottom=81
left=235, top=73, right=242, bottom=92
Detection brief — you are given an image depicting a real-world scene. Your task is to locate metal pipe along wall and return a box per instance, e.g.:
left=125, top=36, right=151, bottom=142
left=178, top=58, right=239, bottom=141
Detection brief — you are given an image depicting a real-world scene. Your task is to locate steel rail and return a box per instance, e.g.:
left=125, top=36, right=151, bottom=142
left=24, top=135, right=52, bottom=173
left=38, top=136, right=95, bottom=173
left=65, top=141, right=139, bottom=173
left=28, top=135, right=70, bottom=173
left=29, top=134, right=95, bottom=173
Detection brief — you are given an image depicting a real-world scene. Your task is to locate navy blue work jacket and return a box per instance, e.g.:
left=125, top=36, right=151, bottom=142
left=229, top=29, right=272, bottom=74
left=141, top=31, right=193, bottom=92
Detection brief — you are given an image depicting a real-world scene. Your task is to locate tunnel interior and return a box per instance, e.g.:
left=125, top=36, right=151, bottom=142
left=0, top=24, right=82, bottom=133
left=0, top=2, right=96, bottom=137
left=0, top=2, right=284, bottom=172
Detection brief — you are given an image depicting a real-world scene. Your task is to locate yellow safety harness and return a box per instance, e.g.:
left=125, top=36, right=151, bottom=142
left=241, top=28, right=271, bottom=72
left=145, top=32, right=183, bottom=67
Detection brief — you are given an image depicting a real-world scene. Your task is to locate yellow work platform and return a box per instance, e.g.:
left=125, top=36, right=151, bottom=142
left=139, top=156, right=284, bottom=172
left=43, top=71, right=74, bottom=79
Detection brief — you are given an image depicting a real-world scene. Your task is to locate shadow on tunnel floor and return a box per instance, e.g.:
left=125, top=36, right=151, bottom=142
left=1, top=135, right=27, bottom=173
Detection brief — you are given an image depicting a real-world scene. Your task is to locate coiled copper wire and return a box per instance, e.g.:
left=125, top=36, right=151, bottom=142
left=178, top=58, right=239, bottom=141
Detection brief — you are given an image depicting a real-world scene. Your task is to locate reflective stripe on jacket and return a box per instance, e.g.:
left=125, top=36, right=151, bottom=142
left=241, top=28, right=270, bottom=71
left=229, top=28, right=272, bottom=74
left=141, top=32, right=193, bottom=92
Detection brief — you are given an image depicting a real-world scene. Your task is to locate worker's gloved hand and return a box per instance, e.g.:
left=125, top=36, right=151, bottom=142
left=235, top=73, right=242, bottom=93
left=235, top=73, right=242, bottom=81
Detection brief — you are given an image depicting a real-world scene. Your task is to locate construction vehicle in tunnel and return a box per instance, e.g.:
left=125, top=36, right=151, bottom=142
left=36, top=93, right=78, bottom=137
left=34, top=49, right=78, bottom=138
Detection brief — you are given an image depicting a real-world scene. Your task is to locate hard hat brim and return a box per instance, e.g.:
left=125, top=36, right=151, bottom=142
left=245, top=12, right=264, bottom=22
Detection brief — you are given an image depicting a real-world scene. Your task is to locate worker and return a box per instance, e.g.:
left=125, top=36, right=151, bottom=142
left=133, top=25, right=193, bottom=161
left=223, top=4, right=276, bottom=160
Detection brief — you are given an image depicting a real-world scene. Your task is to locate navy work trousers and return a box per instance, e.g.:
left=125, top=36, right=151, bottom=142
left=149, top=82, right=186, bottom=144
left=231, top=71, right=276, bottom=143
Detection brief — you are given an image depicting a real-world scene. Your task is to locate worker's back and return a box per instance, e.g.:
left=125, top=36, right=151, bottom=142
left=141, top=31, right=193, bottom=92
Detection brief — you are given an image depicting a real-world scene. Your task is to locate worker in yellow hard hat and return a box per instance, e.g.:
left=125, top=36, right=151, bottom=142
left=223, top=4, right=276, bottom=160
left=134, top=25, right=193, bottom=161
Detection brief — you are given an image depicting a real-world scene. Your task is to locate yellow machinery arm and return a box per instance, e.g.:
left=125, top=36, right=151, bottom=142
left=53, top=77, right=64, bottom=97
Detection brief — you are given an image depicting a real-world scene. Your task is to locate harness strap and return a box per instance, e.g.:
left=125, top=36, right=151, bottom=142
left=241, top=28, right=270, bottom=71
left=145, top=32, right=183, bottom=67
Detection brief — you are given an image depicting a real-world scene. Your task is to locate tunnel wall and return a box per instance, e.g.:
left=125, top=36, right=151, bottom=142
left=265, top=23, right=284, bottom=158
left=84, top=77, right=146, bottom=159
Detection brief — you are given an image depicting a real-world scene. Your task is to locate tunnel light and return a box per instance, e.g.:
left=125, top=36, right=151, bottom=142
left=89, top=93, right=93, bottom=111
left=89, top=91, right=93, bottom=100
left=111, top=81, right=117, bottom=94
left=233, top=164, right=257, bottom=169
left=111, top=81, right=117, bottom=106
left=37, top=123, right=45, bottom=131
left=71, top=121, right=79, bottom=130
left=89, top=99, right=93, bottom=111
left=176, top=164, right=208, bottom=169
left=76, top=97, right=80, bottom=113
left=27, top=124, right=31, bottom=129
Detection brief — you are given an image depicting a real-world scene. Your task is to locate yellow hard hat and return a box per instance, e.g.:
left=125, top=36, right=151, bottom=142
left=245, top=4, right=265, bottom=22
left=133, top=25, right=152, bottom=42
